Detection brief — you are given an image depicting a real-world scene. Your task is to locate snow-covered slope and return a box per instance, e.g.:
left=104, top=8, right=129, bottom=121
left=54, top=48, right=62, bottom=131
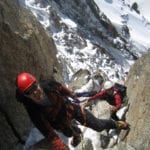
left=94, top=0, right=150, bottom=50
left=19, top=0, right=150, bottom=82
left=128, top=0, right=150, bottom=21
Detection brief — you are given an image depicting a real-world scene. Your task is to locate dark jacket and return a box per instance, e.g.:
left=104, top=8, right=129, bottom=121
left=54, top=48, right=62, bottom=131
left=16, top=80, right=74, bottom=150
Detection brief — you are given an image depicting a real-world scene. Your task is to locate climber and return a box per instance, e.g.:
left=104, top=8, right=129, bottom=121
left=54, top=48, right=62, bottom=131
left=82, top=80, right=127, bottom=120
left=16, top=73, right=129, bottom=150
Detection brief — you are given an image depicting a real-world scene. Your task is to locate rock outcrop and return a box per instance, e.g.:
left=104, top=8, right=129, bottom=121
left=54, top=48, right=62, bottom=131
left=125, top=52, right=150, bottom=150
left=0, top=0, right=62, bottom=149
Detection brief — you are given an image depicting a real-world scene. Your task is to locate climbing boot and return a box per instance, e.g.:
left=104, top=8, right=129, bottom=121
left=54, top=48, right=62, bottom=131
left=70, top=134, right=81, bottom=147
left=116, top=121, right=129, bottom=130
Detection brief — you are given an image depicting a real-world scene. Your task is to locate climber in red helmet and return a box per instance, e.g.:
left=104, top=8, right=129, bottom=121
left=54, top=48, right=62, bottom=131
left=16, top=72, right=129, bottom=150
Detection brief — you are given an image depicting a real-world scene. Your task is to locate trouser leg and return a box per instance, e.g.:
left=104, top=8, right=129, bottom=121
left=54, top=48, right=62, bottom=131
left=60, top=120, right=81, bottom=137
left=111, top=111, right=119, bottom=121
left=73, top=104, right=117, bottom=132
left=61, top=126, right=73, bottom=137
left=85, top=110, right=117, bottom=132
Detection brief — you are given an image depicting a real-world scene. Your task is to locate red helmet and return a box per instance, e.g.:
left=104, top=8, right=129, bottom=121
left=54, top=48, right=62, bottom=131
left=16, top=72, right=36, bottom=93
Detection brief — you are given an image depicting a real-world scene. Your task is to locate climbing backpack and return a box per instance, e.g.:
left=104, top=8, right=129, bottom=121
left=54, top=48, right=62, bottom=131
left=113, top=83, right=127, bottom=102
left=41, top=79, right=77, bottom=104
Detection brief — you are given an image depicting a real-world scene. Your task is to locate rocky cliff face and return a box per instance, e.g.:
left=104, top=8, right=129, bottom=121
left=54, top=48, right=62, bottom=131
left=125, top=52, right=150, bottom=150
left=0, top=0, right=62, bottom=149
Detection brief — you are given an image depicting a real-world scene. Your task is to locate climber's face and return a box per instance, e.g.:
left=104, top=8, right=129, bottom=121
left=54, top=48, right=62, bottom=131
left=106, top=88, right=113, bottom=95
left=24, top=83, right=45, bottom=103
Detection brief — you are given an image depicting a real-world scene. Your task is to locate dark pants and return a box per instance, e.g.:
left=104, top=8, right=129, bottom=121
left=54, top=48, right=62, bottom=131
left=111, top=111, right=119, bottom=121
left=60, top=122, right=81, bottom=137
left=72, top=104, right=117, bottom=132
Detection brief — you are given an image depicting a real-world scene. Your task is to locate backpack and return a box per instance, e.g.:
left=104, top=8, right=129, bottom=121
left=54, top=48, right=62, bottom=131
left=41, top=79, right=68, bottom=96
left=41, top=79, right=75, bottom=103
left=113, top=83, right=127, bottom=101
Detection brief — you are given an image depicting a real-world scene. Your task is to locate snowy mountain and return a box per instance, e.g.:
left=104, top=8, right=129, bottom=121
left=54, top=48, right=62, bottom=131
left=95, top=0, right=150, bottom=49
left=19, top=0, right=150, bottom=84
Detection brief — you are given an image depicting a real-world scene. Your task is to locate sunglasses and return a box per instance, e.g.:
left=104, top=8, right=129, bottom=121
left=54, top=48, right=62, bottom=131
left=24, top=82, right=38, bottom=95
